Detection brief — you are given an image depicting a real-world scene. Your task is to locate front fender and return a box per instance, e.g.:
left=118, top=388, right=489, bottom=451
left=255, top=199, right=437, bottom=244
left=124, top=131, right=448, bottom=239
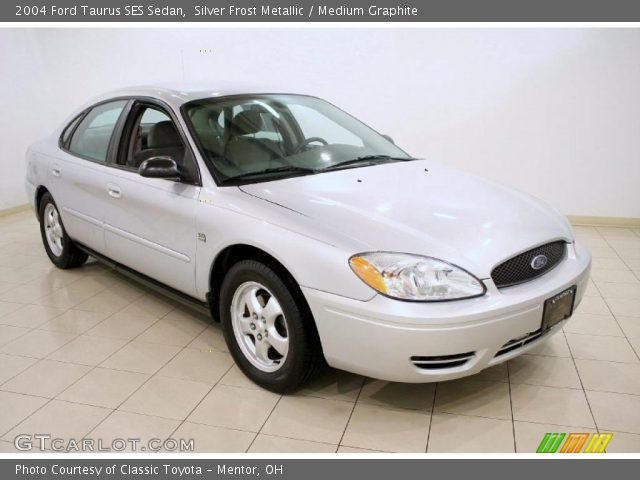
left=194, top=189, right=376, bottom=302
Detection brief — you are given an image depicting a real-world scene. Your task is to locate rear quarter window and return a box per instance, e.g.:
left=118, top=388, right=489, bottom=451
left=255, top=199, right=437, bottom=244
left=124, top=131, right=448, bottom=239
left=60, top=113, right=85, bottom=147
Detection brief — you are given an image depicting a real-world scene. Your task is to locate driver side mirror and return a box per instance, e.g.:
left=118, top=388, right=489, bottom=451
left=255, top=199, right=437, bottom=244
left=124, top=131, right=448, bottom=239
left=382, top=134, right=395, bottom=144
left=138, top=156, right=181, bottom=181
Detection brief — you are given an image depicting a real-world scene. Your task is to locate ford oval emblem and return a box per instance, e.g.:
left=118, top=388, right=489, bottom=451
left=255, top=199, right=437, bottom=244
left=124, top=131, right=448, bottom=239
left=531, top=254, right=548, bottom=270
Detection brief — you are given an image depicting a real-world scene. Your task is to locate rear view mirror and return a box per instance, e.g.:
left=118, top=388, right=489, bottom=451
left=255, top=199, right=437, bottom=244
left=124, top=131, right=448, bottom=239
left=138, top=156, right=181, bottom=180
left=382, top=134, right=395, bottom=144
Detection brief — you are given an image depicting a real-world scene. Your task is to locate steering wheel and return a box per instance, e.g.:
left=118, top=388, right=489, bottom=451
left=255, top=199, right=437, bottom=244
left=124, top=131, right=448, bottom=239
left=293, top=137, right=329, bottom=154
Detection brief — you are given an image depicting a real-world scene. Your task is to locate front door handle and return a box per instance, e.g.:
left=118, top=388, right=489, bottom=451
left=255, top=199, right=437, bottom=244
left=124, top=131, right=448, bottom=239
left=107, top=184, right=121, bottom=199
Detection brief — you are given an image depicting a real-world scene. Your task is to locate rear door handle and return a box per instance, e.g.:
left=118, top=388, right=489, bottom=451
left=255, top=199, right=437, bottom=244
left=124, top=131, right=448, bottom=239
left=52, top=167, right=61, bottom=177
left=107, top=183, right=121, bottom=199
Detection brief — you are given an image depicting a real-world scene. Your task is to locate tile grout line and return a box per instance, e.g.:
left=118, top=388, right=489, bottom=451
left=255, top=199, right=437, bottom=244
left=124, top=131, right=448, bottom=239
left=2, top=293, right=227, bottom=411
left=26, top=293, right=160, bottom=384
left=576, top=230, right=640, bottom=363
left=0, top=266, right=94, bottom=307
left=255, top=432, right=364, bottom=452
left=0, top=300, right=101, bottom=396
left=81, top=308, right=208, bottom=442
left=596, top=230, right=640, bottom=283
left=597, top=228, right=640, bottom=279
left=0, top=261, right=122, bottom=314
left=562, top=329, right=600, bottom=434
left=0, top=303, right=74, bottom=347
left=2, top=297, right=183, bottom=444
left=588, top=251, right=640, bottom=363
left=163, top=360, right=237, bottom=453
left=333, top=375, right=366, bottom=453
left=424, top=382, right=438, bottom=453
left=0, top=358, right=38, bottom=390
left=506, top=361, right=517, bottom=453
left=596, top=299, right=640, bottom=364
left=244, top=393, right=285, bottom=453
left=563, top=331, right=640, bottom=363
left=0, top=266, right=142, bottom=360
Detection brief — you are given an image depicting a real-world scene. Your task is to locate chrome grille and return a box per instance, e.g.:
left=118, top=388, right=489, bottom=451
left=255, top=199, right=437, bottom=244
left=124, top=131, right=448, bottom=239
left=492, top=241, right=566, bottom=288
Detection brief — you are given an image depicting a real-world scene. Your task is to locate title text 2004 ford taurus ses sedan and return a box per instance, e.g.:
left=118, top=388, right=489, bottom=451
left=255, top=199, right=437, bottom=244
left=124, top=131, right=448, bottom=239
left=25, top=85, right=591, bottom=392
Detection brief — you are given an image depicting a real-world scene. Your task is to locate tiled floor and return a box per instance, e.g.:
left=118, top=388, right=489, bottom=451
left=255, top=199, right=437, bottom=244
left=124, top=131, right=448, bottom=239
left=1, top=211, right=639, bottom=453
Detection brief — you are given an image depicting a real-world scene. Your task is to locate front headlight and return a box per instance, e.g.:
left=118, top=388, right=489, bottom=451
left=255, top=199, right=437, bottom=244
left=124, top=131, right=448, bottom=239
left=349, top=252, right=486, bottom=301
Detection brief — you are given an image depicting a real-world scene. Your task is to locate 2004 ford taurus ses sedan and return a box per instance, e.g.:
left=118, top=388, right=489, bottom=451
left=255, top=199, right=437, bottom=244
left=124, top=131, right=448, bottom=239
left=25, top=85, right=591, bottom=392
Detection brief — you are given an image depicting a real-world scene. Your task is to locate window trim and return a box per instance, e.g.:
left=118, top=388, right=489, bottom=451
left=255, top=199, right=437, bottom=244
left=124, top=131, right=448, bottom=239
left=58, top=97, right=132, bottom=165
left=58, top=111, right=88, bottom=150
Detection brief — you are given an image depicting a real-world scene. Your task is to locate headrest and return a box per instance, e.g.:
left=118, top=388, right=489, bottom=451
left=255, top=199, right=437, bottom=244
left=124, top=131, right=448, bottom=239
left=189, top=108, right=221, bottom=132
left=148, top=121, right=181, bottom=148
left=230, top=111, right=264, bottom=136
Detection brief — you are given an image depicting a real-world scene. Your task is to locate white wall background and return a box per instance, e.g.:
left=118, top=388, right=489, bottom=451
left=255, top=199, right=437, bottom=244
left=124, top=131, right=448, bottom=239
left=1, top=28, right=639, bottom=217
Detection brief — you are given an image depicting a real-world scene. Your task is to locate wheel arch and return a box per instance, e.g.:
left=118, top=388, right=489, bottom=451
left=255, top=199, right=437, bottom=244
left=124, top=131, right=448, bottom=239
left=34, top=185, right=50, bottom=220
left=208, top=244, right=318, bottom=335
left=209, top=243, right=304, bottom=314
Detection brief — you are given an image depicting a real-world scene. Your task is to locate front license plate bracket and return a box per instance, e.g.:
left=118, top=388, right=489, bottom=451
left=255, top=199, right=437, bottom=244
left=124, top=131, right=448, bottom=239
left=542, top=285, right=577, bottom=331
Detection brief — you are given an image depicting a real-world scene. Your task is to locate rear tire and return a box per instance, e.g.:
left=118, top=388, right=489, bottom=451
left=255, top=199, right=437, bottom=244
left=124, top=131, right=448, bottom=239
left=220, top=259, right=323, bottom=393
left=38, top=192, right=88, bottom=269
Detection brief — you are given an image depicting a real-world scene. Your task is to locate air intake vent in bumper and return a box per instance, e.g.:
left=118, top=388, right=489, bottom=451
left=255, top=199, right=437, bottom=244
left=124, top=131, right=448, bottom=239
left=494, top=329, right=544, bottom=358
left=492, top=241, right=567, bottom=288
left=410, top=352, right=475, bottom=370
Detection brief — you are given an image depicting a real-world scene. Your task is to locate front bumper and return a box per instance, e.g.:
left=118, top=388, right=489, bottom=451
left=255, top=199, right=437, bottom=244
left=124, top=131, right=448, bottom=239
left=303, top=241, right=591, bottom=383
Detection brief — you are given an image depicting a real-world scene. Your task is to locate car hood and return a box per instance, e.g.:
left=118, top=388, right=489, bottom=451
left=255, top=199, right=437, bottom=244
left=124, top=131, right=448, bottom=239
left=239, top=159, right=573, bottom=279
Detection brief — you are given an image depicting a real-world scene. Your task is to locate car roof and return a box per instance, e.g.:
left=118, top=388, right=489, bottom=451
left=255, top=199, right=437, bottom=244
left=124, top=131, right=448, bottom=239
left=87, top=82, right=306, bottom=110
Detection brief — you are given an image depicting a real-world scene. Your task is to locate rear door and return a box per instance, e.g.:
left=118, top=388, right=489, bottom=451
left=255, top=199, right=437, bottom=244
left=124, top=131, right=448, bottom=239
left=102, top=100, right=201, bottom=296
left=49, top=99, right=129, bottom=254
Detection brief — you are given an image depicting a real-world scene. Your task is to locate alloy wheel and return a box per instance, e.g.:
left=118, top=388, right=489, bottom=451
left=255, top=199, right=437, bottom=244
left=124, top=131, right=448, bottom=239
left=43, top=203, right=64, bottom=257
left=230, top=281, right=289, bottom=372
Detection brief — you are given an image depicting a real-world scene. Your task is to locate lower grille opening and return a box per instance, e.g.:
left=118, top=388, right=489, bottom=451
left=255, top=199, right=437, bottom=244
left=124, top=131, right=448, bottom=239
left=411, top=352, right=475, bottom=370
left=495, top=329, right=544, bottom=358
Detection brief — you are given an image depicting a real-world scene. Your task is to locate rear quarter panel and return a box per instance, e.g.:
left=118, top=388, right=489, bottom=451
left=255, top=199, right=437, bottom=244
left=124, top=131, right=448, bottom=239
left=25, top=140, right=52, bottom=211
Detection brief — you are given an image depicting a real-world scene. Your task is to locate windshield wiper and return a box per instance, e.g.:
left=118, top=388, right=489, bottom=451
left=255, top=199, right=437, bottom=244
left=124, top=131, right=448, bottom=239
left=222, top=165, right=317, bottom=183
left=320, top=155, right=416, bottom=171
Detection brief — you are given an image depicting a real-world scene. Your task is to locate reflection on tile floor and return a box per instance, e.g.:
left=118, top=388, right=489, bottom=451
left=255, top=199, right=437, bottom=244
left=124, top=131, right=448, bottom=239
left=0, top=211, right=639, bottom=453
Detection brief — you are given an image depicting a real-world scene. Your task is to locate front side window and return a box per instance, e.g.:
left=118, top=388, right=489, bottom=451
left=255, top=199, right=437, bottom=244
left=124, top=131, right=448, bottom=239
left=120, top=103, right=199, bottom=184
left=183, top=95, right=411, bottom=184
left=125, top=107, right=177, bottom=169
left=68, top=100, right=127, bottom=162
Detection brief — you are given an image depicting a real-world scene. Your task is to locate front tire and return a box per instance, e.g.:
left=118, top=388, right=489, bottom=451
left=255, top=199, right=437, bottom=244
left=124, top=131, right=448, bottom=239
left=39, top=192, right=88, bottom=269
left=220, top=259, right=323, bottom=393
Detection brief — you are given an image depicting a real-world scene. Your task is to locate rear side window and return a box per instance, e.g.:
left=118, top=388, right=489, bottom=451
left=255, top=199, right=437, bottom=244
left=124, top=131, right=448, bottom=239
left=68, top=100, right=127, bottom=162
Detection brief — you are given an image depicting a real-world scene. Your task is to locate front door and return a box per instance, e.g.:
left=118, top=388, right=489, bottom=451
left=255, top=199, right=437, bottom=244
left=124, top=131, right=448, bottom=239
left=102, top=101, right=201, bottom=296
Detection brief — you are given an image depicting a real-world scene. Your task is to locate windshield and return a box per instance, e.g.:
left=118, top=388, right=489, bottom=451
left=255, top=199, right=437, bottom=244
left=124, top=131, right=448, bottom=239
left=182, top=94, right=412, bottom=184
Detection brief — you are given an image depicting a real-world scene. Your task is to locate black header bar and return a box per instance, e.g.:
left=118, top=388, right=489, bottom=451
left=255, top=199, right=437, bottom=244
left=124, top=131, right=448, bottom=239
left=5, top=0, right=640, bottom=22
